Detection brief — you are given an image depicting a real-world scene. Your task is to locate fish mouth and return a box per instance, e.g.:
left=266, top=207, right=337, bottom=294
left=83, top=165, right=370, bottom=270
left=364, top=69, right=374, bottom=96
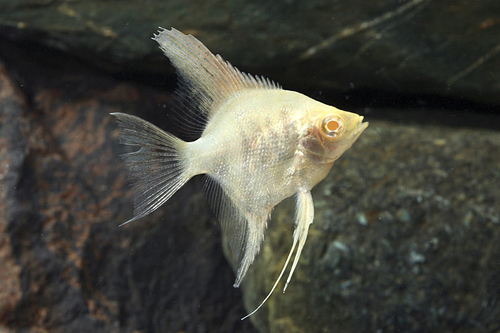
left=353, top=116, right=369, bottom=138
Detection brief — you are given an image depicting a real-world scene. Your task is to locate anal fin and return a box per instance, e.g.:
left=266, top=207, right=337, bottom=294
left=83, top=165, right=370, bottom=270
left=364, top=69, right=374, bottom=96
left=203, top=176, right=268, bottom=287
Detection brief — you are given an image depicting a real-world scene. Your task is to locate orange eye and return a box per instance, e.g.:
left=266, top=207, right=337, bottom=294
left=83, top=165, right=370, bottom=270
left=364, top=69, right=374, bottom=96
left=322, top=115, right=343, bottom=138
left=325, top=119, right=340, bottom=132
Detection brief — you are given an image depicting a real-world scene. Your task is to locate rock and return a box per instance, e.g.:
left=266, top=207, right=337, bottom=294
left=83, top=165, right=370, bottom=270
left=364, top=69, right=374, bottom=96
left=1, top=9, right=500, bottom=333
left=1, top=0, right=500, bottom=106
left=0, top=52, right=25, bottom=327
left=0, top=44, right=256, bottom=332
left=239, top=119, right=500, bottom=332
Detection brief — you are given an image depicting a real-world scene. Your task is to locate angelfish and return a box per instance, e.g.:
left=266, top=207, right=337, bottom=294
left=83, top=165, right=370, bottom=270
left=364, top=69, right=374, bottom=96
left=112, top=27, right=368, bottom=319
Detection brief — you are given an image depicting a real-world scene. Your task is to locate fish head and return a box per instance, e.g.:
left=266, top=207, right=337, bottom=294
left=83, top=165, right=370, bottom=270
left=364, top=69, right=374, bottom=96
left=299, top=103, right=368, bottom=164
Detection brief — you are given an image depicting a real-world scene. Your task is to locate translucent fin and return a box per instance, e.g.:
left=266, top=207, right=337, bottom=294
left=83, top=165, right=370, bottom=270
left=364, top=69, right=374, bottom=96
left=242, top=190, right=314, bottom=320
left=203, top=176, right=268, bottom=287
left=234, top=214, right=268, bottom=287
left=284, top=190, right=314, bottom=292
left=204, top=176, right=248, bottom=264
left=111, top=112, right=192, bottom=225
left=152, top=27, right=281, bottom=124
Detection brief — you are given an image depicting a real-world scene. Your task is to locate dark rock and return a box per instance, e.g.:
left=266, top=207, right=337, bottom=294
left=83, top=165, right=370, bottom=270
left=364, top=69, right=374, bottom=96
left=0, top=55, right=25, bottom=327
left=1, top=6, right=500, bottom=333
left=239, top=120, right=500, bottom=332
left=1, top=0, right=500, bottom=106
left=0, top=48, right=256, bottom=332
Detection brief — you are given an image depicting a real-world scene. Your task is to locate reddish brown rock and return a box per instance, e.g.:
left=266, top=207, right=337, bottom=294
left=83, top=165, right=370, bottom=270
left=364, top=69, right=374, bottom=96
left=0, top=45, right=255, bottom=332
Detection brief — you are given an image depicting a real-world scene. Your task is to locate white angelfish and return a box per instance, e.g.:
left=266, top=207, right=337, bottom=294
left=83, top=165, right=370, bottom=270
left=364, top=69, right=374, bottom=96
left=112, top=27, right=368, bottom=319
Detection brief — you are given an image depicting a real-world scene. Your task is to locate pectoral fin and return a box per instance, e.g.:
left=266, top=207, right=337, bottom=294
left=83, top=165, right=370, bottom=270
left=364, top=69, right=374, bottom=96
left=242, top=190, right=314, bottom=320
left=284, top=190, right=314, bottom=292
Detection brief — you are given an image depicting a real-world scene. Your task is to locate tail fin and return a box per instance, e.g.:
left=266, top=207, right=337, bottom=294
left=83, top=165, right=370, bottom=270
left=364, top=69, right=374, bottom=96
left=111, top=112, right=192, bottom=226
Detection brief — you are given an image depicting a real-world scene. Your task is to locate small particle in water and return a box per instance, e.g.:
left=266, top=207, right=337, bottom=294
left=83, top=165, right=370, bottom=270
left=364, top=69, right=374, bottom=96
left=357, top=212, right=369, bottom=226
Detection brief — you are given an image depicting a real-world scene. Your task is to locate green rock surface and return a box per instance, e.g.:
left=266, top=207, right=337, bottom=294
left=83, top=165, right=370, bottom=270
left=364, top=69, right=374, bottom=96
left=238, top=120, right=500, bottom=332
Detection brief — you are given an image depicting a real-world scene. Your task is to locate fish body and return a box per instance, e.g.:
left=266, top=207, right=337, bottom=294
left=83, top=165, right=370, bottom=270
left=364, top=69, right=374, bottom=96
left=112, top=28, right=368, bottom=319
left=190, top=89, right=350, bottom=208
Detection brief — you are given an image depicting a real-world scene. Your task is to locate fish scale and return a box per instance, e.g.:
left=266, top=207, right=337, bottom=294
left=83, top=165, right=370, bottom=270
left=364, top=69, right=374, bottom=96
left=112, top=27, right=368, bottom=319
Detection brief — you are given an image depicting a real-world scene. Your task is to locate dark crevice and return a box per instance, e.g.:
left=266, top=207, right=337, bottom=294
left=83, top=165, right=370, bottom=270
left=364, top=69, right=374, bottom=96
left=0, top=34, right=498, bottom=133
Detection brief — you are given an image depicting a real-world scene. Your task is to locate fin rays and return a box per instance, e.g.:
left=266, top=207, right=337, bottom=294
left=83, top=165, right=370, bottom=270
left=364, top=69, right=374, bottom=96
left=284, top=190, right=314, bottom=292
left=152, top=27, right=281, bottom=125
left=204, top=176, right=249, bottom=263
left=203, top=176, right=268, bottom=287
left=112, top=112, right=192, bottom=225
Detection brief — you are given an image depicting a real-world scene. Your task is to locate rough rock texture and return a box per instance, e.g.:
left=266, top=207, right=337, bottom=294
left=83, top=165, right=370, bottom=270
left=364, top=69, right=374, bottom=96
left=1, top=4, right=500, bottom=332
left=240, top=120, right=500, bottom=332
left=1, top=0, right=500, bottom=106
left=0, top=43, right=256, bottom=332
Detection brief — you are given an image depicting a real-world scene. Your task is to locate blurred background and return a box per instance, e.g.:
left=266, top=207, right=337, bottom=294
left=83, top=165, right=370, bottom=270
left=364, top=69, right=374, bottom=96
left=0, top=0, right=499, bottom=332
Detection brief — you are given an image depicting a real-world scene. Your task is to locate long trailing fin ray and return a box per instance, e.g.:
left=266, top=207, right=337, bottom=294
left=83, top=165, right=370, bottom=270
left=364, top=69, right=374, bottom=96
left=240, top=225, right=299, bottom=321
left=112, top=112, right=192, bottom=225
left=152, top=27, right=281, bottom=124
left=241, top=190, right=314, bottom=320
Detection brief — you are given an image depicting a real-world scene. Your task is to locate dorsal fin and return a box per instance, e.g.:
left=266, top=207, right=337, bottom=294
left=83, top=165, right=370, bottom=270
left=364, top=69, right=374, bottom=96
left=152, top=27, right=281, bottom=126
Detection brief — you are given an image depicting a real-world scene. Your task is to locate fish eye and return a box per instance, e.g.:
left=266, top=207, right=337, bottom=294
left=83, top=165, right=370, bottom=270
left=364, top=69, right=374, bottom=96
left=321, top=115, right=344, bottom=138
